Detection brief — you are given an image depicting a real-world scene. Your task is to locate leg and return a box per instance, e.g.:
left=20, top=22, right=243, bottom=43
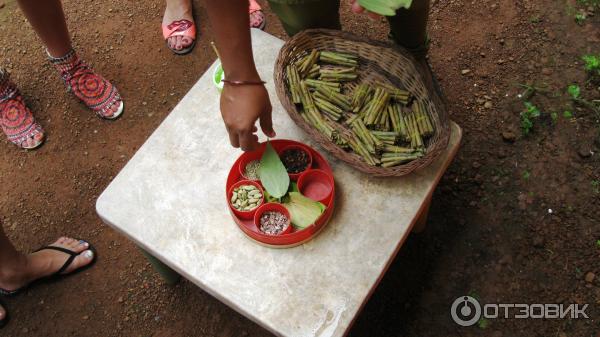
left=267, top=0, right=341, bottom=37
left=139, top=249, right=181, bottom=285
left=15, top=0, right=71, bottom=57
left=163, top=0, right=196, bottom=53
left=16, top=0, right=124, bottom=118
left=0, top=223, right=95, bottom=293
left=386, top=0, right=430, bottom=52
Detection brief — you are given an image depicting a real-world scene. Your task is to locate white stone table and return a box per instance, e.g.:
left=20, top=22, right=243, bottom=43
left=96, top=29, right=462, bottom=337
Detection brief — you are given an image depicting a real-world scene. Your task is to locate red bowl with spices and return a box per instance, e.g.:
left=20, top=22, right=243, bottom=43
left=278, top=144, right=313, bottom=181
left=226, top=139, right=335, bottom=248
left=228, top=180, right=264, bottom=220
left=297, top=169, right=334, bottom=204
left=254, top=203, right=292, bottom=236
left=237, top=146, right=266, bottom=181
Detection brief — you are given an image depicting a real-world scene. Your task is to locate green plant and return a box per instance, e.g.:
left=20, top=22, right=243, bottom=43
left=563, top=110, right=574, bottom=118
left=575, top=13, right=587, bottom=25
left=522, top=170, right=531, bottom=180
left=521, top=102, right=541, bottom=135
left=477, top=317, right=489, bottom=329
left=582, top=54, right=600, bottom=81
left=551, top=111, right=559, bottom=124
left=568, top=84, right=581, bottom=99
left=596, top=239, right=600, bottom=248
left=592, top=180, right=600, bottom=194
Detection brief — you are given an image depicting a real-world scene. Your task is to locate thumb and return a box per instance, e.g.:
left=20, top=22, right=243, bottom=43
left=259, top=104, right=276, bottom=138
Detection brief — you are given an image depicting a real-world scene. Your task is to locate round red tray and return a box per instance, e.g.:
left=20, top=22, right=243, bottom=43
left=226, top=139, right=335, bottom=248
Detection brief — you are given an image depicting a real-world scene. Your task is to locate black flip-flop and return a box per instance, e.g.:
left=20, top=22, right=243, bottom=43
left=0, top=240, right=97, bottom=297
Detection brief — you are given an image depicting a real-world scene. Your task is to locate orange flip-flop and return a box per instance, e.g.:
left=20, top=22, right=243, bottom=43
left=162, top=19, right=197, bottom=55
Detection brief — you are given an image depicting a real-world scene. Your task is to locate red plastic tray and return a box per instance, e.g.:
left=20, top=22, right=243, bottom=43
left=226, top=139, right=335, bottom=248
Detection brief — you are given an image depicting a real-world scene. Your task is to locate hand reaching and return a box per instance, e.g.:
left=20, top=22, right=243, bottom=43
left=220, top=83, right=276, bottom=152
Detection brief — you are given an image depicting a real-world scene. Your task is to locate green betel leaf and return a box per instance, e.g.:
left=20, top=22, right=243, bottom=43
left=283, top=192, right=325, bottom=229
left=259, top=142, right=290, bottom=199
left=358, top=0, right=412, bottom=16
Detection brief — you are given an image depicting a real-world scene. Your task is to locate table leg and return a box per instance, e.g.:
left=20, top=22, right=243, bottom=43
left=412, top=195, right=432, bottom=233
left=139, top=248, right=181, bottom=285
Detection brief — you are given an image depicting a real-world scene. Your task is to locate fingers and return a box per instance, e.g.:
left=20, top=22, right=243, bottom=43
left=259, top=101, right=276, bottom=138
left=227, top=126, right=240, bottom=148
left=238, top=130, right=259, bottom=152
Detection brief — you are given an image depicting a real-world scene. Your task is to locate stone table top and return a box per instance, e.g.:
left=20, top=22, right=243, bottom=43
left=96, top=29, right=462, bottom=337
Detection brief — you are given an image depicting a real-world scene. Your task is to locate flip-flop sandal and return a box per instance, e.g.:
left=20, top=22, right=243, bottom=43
left=0, top=239, right=97, bottom=297
left=0, top=69, right=45, bottom=150
left=162, top=19, right=197, bottom=55
left=249, top=0, right=266, bottom=30
left=49, top=50, right=124, bottom=120
left=0, top=299, right=8, bottom=329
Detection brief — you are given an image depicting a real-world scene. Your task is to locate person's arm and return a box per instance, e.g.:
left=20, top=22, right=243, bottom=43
left=202, top=0, right=275, bottom=151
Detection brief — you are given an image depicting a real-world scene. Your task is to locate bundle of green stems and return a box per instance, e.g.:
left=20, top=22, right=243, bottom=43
left=285, top=48, right=436, bottom=167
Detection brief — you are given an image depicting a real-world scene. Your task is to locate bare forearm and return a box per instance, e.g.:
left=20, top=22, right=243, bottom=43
left=203, top=0, right=259, bottom=80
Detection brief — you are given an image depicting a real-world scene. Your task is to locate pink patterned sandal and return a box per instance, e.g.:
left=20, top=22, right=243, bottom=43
left=162, top=19, right=197, bottom=55
left=49, top=50, right=124, bottom=120
left=249, top=0, right=266, bottom=30
left=0, top=69, right=45, bottom=150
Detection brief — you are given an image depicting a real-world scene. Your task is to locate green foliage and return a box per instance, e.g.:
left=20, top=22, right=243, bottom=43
left=522, top=170, right=531, bottom=180
left=259, top=142, right=290, bottom=199
left=575, top=13, right=587, bottom=25
left=582, top=54, right=600, bottom=81
left=477, top=317, right=489, bottom=329
left=592, top=180, right=600, bottom=194
left=357, top=0, right=413, bottom=16
left=563, top=110, right=574, bottom=118
left=567, top=84, right=581, bottom=99
left=551, top=111, right=559, bottom=124
left=596, top=239, right=600, bottom=248
left=521, top=102, right=541, bottom=135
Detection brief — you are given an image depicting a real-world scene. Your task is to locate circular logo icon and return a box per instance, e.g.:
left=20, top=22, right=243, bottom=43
left=451, top=296, right=481, bottom=326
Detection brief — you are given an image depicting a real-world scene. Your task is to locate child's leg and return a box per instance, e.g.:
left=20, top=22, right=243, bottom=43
left=16, top=0, right=72, bottom=57
left=268, top=0, right=341, bottom=37
left=386, top=0, right=430, bottom=54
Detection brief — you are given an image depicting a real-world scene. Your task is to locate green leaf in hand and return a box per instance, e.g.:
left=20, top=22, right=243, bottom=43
left=259, top=142, right=290, bottom=199
left=283, top=192, right=325, bottom=229
left=358, top=0, right=412, bottom=16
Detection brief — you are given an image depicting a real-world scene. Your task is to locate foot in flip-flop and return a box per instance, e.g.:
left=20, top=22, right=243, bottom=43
left=49, top=49, right=124, bottom=120
left=0, top=237, right=96, bottom=296
left=162, top=0, right=196, bottom=54
left=249, top=0, right=266, bottom=30
left=0, top=69, right=45, bottom=150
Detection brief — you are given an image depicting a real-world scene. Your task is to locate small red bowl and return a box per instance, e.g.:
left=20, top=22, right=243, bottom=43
left=297, top=169, right=334, bottom=204
left=278, top=144, right=313, bottom=181
left=254, top=203, right=292, bottom=236
left=228, top=180, right=264, bottom=220
left=238, top=148, right=265, bottom=181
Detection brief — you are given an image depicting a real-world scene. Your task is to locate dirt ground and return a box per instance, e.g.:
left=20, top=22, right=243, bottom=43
left=1, top=0, right=599, bottom=336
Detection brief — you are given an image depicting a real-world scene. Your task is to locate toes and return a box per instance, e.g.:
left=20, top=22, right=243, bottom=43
left=175, top=36, right=183, bottom=50
left=63, top=249, right=94, bottom=274
left=181, top=37, right=192, bottom=48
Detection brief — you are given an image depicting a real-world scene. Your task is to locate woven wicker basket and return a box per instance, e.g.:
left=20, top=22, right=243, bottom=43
left=274, top=29, right=450, bottom=177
